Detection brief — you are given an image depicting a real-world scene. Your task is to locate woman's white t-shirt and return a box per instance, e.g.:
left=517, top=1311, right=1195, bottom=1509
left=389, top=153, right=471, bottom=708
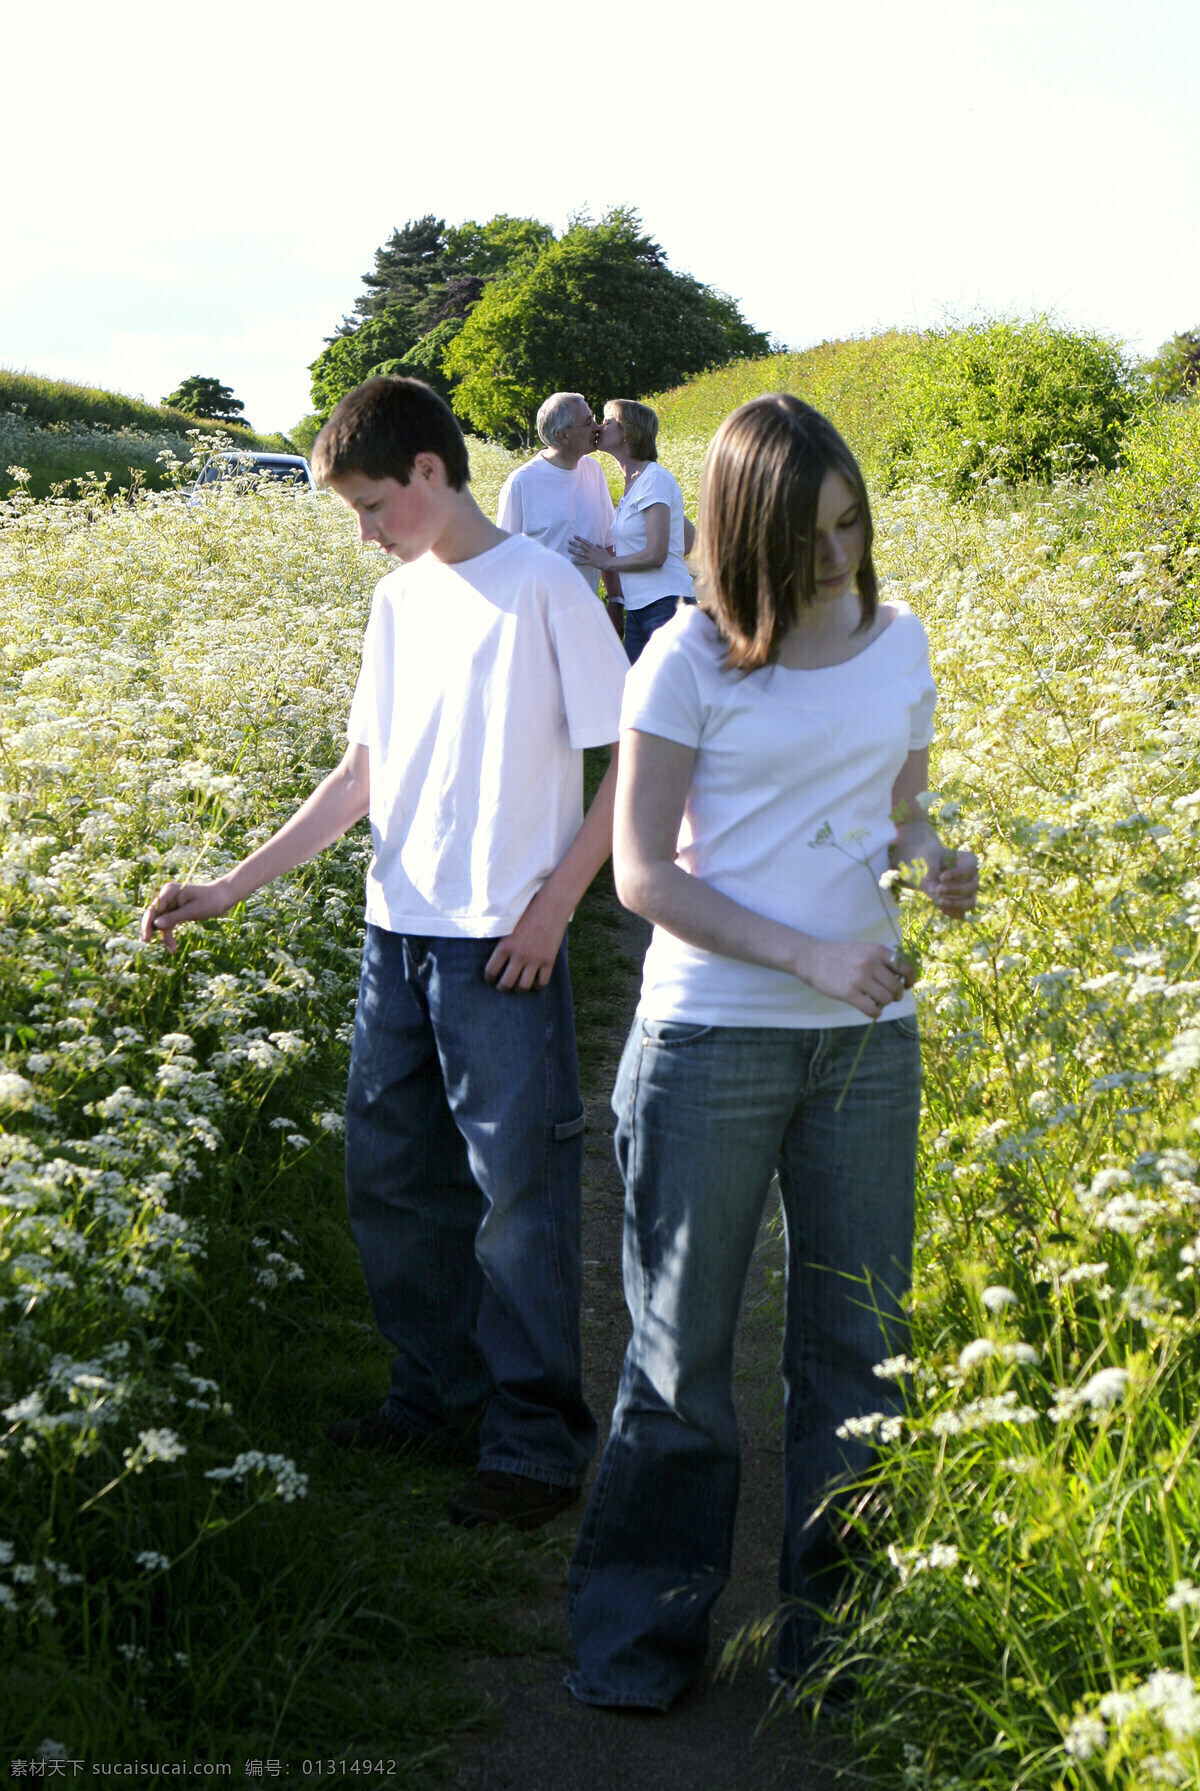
left=612, top=461, right=695, bottom=611
left=621, top=601, right=937, bottom=1028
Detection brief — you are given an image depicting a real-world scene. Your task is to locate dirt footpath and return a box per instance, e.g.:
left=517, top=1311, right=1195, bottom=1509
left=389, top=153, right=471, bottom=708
left=449, top=915, right=848, bottom=1791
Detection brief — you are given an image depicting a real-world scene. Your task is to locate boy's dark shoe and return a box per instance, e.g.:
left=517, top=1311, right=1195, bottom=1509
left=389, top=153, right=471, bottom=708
left=449, top=1469, right=581, bottom=1531
left=327, top=1406, right=476, bottom=1463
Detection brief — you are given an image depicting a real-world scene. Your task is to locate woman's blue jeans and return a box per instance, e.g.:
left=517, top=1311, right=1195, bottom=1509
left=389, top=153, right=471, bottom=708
left=567, top=1015, right=920, bottom=1707
left=623, top=596, right=695, bottom=664
left=344, top=925, right=596, bottom=1487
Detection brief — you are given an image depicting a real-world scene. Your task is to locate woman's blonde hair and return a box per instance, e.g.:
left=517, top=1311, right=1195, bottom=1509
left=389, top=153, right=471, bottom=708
left=604, top=399, right=658, bottom=462
left=696, top=395, right=877, bottom=672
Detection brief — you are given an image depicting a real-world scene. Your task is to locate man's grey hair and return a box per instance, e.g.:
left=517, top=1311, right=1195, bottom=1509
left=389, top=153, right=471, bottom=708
left=536, top=392, right=589, bottom=449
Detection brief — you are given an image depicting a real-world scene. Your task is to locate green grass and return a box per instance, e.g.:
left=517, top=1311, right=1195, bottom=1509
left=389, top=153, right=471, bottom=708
left=1, top=368, right=296, bottom=501
left=650, top=330, right=926, bottom=489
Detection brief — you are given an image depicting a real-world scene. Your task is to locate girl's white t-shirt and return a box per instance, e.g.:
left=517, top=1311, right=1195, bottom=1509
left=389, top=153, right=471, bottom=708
left=612, top=461, right=695, bottom=610
left=347, top=533, right=627, bottom=937
left=621, top=601, right=937, bottom=1028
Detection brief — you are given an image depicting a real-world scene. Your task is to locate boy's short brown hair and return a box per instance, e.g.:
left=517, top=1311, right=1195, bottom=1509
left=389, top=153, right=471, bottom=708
left=696, top=394, right=877, bottom=672
left=312, top=376, right=470, bottom=491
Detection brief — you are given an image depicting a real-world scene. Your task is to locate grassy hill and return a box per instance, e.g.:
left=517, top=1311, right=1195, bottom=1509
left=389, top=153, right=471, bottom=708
left=645, top=325, right=1200, bottom=623
left=1, top=368, right=296, bottom=501
left=649, top=320, right=1135, bottom=504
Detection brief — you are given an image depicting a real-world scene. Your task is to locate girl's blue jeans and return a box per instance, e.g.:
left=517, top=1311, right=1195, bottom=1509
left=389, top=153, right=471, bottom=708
left=344, top=925, right=596, bottom=1488
left=567, top=1014, right=921, bottom=1708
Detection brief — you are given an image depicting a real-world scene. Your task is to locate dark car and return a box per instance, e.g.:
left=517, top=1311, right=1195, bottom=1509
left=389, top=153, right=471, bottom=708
left=189, top=452, right=315, bottom=501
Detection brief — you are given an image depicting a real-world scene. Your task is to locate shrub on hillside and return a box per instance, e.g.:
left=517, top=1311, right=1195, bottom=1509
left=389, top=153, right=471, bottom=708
left=1092, top=397, right=1200, bottom=611
left=888, top=317, right=1132, bottom=493
left=288, top=413, right=325, bottom=458
left=648, top=323, right=1131, bottom=499
left=1140, top=328, right=1200, bottom=403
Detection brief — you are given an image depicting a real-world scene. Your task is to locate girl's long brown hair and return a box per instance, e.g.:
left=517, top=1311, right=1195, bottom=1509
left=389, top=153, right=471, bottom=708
left=696, top=395, right=877, bottom=671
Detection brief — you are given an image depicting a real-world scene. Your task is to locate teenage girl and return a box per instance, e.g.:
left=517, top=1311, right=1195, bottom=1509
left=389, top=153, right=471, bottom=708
left=566, top=395, right=978, bottom=1708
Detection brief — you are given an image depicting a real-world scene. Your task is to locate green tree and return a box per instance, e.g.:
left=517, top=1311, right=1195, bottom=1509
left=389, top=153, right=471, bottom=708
left=311, top=214, right=554, bottom=416
left=368, top=321, right=462, bottom=402
left=348, top=213, right=449, bottom=329
left=163, top=375, right=250, bottom=428
left=1142, top=329, right=1200, bottom=403
left=443, top=215, right=553, bottom=280
left=309, top=309, right=422, bottom=416
left=444, top=209, right=770, bottom=443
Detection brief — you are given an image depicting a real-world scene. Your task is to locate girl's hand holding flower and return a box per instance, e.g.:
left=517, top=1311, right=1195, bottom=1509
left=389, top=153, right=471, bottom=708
left=923, top=847, right=979, bottom=917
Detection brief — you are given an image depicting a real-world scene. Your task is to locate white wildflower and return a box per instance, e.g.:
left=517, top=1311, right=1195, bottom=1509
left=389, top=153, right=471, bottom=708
left=1166, top=1580, right=1200, bottom=1613
left=1086, top=1167, right=1132, bottom=1201
left=873, top=1355, right=917, bottom=1381
left=4, top=1391, right=45, bottom=1423
left=0, top=1071, right=36, bottom=1110
left=127, top=1428, right=187, bottom=1468
left=1061, top=1261, right=1110, bottom=1287
left=981, top=1285, right=1019, bottom=1313
left=835, top=1411, right=902, bottom=1442
left=1064, top=1713, right=1107, bottom=1760
left=204, top=1451, right=308, bottom=1502
left=958, top=1339, right=997, bottom=1370
left=931, top=1391, right=1037, bottom=1434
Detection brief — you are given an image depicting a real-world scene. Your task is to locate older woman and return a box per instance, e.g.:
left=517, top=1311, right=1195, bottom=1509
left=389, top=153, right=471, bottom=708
left=570, top=400, right=695, bottom=664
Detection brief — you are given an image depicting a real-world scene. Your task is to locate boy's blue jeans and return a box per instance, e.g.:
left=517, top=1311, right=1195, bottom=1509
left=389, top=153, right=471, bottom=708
left=567, top=1015, right=920, bottom=1708
left=344, top=925, right=596, bottom=1488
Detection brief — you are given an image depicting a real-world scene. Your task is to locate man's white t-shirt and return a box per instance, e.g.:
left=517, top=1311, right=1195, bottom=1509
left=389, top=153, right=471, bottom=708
left=347, top=533, right=628, bottom=937
left=496, top=454, right=615, bottom=597
left=612, top=461, right=695, bottom=611
left=621, top=601, right=937, bottom=1027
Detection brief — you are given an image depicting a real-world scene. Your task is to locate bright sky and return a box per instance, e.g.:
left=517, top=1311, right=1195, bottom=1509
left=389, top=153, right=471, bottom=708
left=5, top=0, right=1197, bottom=434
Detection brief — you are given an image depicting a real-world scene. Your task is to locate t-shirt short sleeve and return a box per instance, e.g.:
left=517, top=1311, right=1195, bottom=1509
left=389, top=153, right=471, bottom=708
left=620, top=612, right=705, bottom=749
left=624, top=462, right=673, bottom=516
left=496, top=471, right=521, bottom=534
left=547, top=579, right=628, bottom=749
left=346, top=589, right=379, bottom=746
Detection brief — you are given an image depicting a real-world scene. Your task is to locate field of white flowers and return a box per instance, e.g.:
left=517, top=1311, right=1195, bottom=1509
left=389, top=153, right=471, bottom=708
left=0, top=443, right=529, bottom=1763
left=3, top=412, right=1200, bottom=1781
left=785, top=476, right=1200, bottom=1789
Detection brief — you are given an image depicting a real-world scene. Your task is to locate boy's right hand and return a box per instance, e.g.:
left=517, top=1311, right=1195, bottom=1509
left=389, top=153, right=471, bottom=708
left=140, top=880, right=231, bottom=952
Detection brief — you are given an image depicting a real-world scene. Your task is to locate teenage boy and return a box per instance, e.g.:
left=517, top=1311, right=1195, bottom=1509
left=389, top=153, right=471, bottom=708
left=140, top=377, right=629, bottom=1530
left=496, top=391, right=624, bottom=635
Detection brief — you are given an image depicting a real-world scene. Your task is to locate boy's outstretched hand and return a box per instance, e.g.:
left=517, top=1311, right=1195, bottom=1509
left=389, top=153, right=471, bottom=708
left=141, top=880, right=230, bottom=953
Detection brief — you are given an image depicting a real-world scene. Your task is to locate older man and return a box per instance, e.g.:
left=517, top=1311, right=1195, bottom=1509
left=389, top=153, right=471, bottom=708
left=497, top=392, right=623, bottom=629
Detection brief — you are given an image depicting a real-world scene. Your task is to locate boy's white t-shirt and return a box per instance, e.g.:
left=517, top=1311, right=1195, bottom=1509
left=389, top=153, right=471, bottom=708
left=621, top=601, right=937, bottom=1027
left=495, top=454, right=615, bottom=597
left=347, top=533, right=627, bottom=937
left=612, top=461, right=695, bottom=610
